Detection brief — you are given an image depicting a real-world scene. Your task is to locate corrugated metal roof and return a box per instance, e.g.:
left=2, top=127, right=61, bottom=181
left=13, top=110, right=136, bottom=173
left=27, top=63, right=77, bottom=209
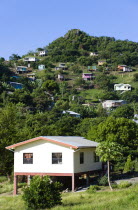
left=42, top=136, right=98, bottom=148
left=62, top=110, right=80, bottom=115
left=6, top=136, right=98, bottom=150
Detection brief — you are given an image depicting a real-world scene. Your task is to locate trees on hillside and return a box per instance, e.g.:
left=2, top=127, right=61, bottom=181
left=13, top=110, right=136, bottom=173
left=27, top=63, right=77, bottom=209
left=96, top=142, right=122, bottom=191
left=9, top=54, right=21, bottom=61
left=88, top=116, right=138, bottom=169
left=94, top=73, right=113, bottom=91
left=111, top=105, right=134, bottom=119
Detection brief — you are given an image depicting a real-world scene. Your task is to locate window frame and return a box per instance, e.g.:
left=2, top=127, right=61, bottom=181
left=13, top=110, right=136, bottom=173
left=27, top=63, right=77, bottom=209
left=80, top=152, right=84, bottom=164
left=52, top=153, right=62, bottom=164
left=23, top=153, right=33, bottom=164
left=94, top=152, right=99, bottom=162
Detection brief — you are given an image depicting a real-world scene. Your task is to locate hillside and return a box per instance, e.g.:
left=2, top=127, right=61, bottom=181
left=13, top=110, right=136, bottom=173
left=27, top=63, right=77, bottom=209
left=1, top=29, right=138, bottom=178
left=45, top=29, right=138, bottom=66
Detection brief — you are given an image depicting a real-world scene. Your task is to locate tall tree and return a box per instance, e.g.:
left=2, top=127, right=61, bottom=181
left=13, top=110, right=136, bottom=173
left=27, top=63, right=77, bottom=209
left=88, top=117, right=138, bottom=152
left=96, top=141, right=122, bottom=191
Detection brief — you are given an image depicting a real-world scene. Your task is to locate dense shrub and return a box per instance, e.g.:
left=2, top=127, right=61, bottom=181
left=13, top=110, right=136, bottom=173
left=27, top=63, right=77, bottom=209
left=22, top=176, right=62, bottom=209
left=0, top=182, right=13, bottom=194
left=87, top=185, right=101, bottom=193
left=111, top=183, right=118, bottom=189
left=18, top=183, right=27, bottom=188
left=0, top=176, right=7, bottom=183
left=98, top=175, right=108, bottom=186
left=134, top=160, right=138, bottom=172
left=118, top=181, right=132, bottom=189
left=123, top=155, right=134, bottom=173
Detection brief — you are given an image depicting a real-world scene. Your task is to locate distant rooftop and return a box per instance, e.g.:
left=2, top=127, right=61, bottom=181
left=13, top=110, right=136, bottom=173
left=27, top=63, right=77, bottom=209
left=114, top=83, right=131, bottom=86
left=103, top=100, right=125, bottom=103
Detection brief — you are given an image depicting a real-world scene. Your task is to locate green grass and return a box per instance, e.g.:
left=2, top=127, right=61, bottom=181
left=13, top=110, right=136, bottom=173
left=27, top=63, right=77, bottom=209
left=0, top=182, right=13, bottom=194
left=1, top=184, right=138, bottom=210
left=79, top=88, right=104, bottom=101
left=112, top=70, right=138, bottom=89
left=0, top=176, right=8, bottom=183
left=52, top=184, right=138, bottom=210
left=0, top=196, right=25, bottom=210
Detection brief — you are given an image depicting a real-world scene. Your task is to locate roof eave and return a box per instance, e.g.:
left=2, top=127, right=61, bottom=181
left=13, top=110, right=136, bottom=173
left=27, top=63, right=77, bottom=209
left=5, top=136, right=79, bottom=150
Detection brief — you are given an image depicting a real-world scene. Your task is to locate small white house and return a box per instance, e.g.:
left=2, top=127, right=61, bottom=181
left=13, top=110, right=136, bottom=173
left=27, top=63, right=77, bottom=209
left=114, top=84, right=131, bottom=91
left=38, top=51, right=47, bottom=56
left=102, top=100, right=126, bottom=109
left=63, top=110, right=81, bottom=118
left=23, top=57, right=38, bottom=62
left=133, top=114, right=138, bottom=124
left=58, top=74, right=64, bottom=80
left=89, top=52, right=98, bottom=57
left=6, top=136, right=102, bottom=195
left=38, top=64, right=45, bottom=70
left=123, top=66, right=132, bottom=72
left=118, top=65, right=132, bottom=72
left=55, top=63, right=68, bottom=70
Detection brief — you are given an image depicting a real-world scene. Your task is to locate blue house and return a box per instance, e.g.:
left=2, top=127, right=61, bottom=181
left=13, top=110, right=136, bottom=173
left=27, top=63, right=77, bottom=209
left=38, top=64, right=45, bottom=70
left=16, top=66, right=28, bottom=74
left=9, top=82, right=23, bottom=89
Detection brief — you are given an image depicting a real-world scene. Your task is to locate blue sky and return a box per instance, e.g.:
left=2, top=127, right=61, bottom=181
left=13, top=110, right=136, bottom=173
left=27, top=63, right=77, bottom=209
left=1, top=0, right=138, bottom=59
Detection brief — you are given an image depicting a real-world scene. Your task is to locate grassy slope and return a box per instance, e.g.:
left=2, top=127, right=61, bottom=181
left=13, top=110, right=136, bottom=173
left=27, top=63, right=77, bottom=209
left=52, top=185, right=138, bottom=210
left=0, top=185, right=138, bottom=210
left=79, top=70, right=138, bottom=102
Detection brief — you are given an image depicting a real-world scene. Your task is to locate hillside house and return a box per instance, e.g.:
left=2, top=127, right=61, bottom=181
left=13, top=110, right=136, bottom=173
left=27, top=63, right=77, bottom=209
left=23, top=57, right=38, bottom=62
left=114, top=84, right=131, bottom=91
left=123, top=66, right=132, bottom=72
left=98, top=60, right=106, bottom=66
left=82, top=73, right=93, bottom=80
left=62, top=110, right=81, bottom=118
left=133, top=114, right=138, bottom=124
left=6, top=136, right=102, bottom=195
left=58, top=74, right=64, bottom=81
left=38, top=50, right=47, bottom=57
left=16, top=66, right=28, bottom=74
left=38, top=64, right=45, bottom=70
left=117, top=65, right=132, bottom=72
left=102, top=100, right=126, bottom=109
left=88, top=66, right=97, bottom=71
left=55, top=63, right=68, bottom=70
left=9, top=82, right=23, bottom=89
left=89, top=52, right=98, bottom=56
left=27, top=73, right=36, bottom=81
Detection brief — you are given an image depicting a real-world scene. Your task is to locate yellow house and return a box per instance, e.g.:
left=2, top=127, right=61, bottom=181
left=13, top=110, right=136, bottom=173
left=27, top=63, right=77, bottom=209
left=98, top=60, right=106, bottom=66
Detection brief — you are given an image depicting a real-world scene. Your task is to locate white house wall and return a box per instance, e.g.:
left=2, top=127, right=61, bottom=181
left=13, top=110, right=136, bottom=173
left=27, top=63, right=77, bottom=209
left=74, top=148, right=102, bottom=173
left=14, top=140, right=74, bottom=174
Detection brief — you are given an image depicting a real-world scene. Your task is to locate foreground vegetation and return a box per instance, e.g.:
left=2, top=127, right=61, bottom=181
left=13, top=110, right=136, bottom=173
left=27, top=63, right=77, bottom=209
left=0, top=184, right=138, bottom=210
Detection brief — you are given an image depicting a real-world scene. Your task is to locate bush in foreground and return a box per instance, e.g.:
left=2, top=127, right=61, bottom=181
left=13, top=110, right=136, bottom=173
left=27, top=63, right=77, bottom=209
left=87, top=185, right=101, bottom=193
left=118, top=181, right=132, bottom=189
left=22, top=176, right=62, bottom=209
left=98, top=175, right=108, bottom=186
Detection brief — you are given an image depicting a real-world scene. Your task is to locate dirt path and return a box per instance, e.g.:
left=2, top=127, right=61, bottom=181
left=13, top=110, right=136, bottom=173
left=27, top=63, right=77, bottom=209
left=115, top=177, right=138, bottom=184
left=0, top=191, right=13, bottom=197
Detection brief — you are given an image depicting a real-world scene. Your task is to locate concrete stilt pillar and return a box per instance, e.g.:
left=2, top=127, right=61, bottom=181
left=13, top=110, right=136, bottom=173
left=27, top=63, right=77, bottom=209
left=72, top=173, right=75, bottom=192
left=86, top=174, right=90, bottom=187
left=27, top=175, right=31, bottom=186
left=13, top=175, right=18, bottom=195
